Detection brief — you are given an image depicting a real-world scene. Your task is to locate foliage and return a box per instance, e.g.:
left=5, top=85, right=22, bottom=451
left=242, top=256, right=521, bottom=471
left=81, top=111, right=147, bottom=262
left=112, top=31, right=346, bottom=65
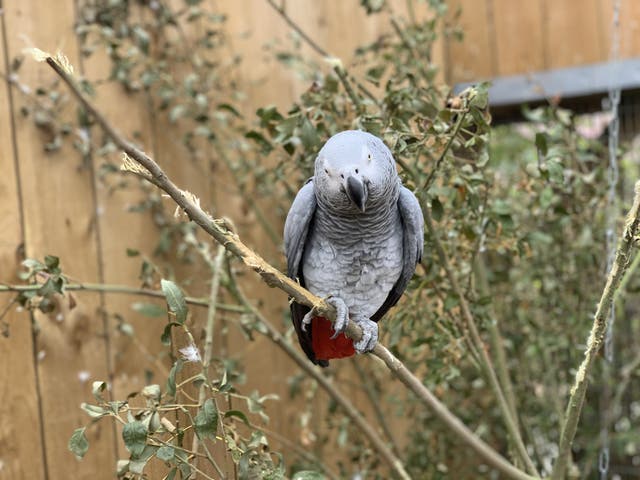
left=3, top=0, right=640, bottom=478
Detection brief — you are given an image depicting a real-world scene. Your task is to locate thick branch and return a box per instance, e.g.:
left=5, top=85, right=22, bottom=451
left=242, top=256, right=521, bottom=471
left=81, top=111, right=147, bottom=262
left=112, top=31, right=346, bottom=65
left=551, top=182, right=640, bottom=480
left=44, top=54, right=535, bottom=480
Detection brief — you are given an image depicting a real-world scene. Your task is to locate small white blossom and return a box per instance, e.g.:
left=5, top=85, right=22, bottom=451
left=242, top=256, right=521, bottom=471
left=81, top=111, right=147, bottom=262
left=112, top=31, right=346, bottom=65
left=37, top=350, right=46, bottom=361
left=77, top=371, right=91, bottom=383
left=55, top=313, right=64, bottom=322
left=179, top=344, right=201, bottom=363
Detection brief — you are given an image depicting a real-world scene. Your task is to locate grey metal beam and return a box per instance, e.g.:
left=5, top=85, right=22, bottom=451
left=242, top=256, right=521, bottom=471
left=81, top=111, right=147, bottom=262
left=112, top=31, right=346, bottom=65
left=453, top=57, right=640, bottom=108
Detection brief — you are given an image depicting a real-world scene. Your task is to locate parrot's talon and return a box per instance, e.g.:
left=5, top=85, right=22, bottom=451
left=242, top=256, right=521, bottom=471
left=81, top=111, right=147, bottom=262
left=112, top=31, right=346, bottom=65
left=301, top=310, right=314, bottom=332
left=353, top=318, right=378, bottom=354
left=325, top=297, right=349, bottom=338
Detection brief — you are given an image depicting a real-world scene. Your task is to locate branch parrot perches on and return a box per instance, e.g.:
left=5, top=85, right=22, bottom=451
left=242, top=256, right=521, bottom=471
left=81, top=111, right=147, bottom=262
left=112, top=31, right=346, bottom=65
left=284, top=130, right=424, bottom=366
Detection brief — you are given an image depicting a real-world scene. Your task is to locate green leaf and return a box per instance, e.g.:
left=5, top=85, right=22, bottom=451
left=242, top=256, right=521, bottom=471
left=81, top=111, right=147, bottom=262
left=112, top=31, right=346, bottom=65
left=22, top=258, right=45, bottom=271
left=535, top=132, right=548, bottom=156
left=44, top=255, right=60, bottom=270
left=156, top=446, right=175, bottom=462
left=161, top=279, right=187, bottom=324
left=431, top=196, right=444, bottom=221
left=92, top=381, right=107, bottom=402
left=129, top=445, right=157, bottom=473
left=224, top=410, right=250, bottom=426
left=166, top=360, right=183, bottom=398
left=68, top=427, right=89, bottom=459
left=161, top=322, right=181, bottom=346
left=245, top=131, right=273, bottom=155
left=81, top=403, right=108, bottom=419
left=292, top=471, right=325, bottom=480
left=217, top=103, right=242, bottom=118
left=141, top=384, right=161, bottom=403
left=194, top=399, right=218, bottom=440
left=166, top=467, right=177, bottom=480
left=122, top=421, right=148, bottom=457
left=299, top=117, right=320, bottom=149
left=365, top=65, right=385, bottom=84
left=169, top=104, right=186, bottom=123
left=360, top=0, right=385, bottom=14
left=132, top=302, right=166, bottom=318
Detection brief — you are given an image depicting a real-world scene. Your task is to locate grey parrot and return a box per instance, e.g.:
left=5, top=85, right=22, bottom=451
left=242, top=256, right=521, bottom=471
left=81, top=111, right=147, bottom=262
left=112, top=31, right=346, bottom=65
left=284, top=130, right=424, bottom=366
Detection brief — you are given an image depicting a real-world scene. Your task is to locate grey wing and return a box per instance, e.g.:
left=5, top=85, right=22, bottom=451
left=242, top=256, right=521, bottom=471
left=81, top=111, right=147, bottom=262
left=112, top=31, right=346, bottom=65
left=370, top=186, right=424, bottom=322
left=284, top=179, right=327, bottom=366
left=284, top=179, right=316, bottom=280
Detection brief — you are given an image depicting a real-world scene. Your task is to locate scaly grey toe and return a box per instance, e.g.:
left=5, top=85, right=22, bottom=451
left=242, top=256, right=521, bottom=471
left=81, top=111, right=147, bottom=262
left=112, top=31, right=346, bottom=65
left=326, top=297, right=349, bottom=339
left=353, top=318, right=378, bottom=353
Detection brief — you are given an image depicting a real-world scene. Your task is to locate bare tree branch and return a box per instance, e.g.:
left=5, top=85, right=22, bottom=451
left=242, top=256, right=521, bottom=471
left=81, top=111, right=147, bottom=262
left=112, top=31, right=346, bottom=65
left=551, top=182, right=640, bottom=480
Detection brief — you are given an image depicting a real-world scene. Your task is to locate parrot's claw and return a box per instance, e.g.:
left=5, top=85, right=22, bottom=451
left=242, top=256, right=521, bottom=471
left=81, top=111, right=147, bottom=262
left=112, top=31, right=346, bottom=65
left=301, top=310, right=314, bottom=332
left=353, top=318, right=378, bottom=354
left=326, top=297, right=349, bottom=339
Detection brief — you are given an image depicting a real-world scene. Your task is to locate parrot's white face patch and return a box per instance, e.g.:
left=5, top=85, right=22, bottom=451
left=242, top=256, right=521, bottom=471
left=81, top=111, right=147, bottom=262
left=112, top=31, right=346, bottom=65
left=314, top=130, right=399, bottom=212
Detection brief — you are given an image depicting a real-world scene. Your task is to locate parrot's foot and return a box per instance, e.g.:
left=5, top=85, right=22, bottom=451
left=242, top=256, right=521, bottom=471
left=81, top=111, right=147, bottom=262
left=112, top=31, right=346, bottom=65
left=326, top=297, right=349, bottom=337
left=352, top=317, right=378, bottom=353
left=301, top=296, right=349, bottom=333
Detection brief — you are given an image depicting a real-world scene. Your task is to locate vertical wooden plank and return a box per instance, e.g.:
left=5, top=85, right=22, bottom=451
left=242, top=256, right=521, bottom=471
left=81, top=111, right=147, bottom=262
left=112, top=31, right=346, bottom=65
left=2, top=1, right=116, bottom=478
left=618, top=0, right=640, bottom=60
left=75, top=4, right=177, bottom=477
left=445, top=0, right=495, bottom=83
left=492, top=0, right=545, bottom=75
left=598, top=0, right=640, bottom=61
left=0, top=7, right=46, bottom=479
left=543, top=0, right=605, bottom=69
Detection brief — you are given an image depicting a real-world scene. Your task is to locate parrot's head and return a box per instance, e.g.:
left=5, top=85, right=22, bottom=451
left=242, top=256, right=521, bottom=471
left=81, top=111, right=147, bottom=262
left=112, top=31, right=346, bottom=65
left=314, top=130, right=398, bottom=214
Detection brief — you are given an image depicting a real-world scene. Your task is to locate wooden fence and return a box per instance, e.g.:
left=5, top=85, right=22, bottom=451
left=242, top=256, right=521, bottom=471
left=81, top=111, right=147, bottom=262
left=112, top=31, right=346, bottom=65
left=1, top=1, right=639, bottom=479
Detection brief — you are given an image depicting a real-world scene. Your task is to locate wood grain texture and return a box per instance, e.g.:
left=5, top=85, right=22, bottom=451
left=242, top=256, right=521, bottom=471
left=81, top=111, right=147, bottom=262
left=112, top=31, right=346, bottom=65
left=0, top=9, right=46, bottom=480
left=543, top=0, right=605, bottom=69
left=492, top=0, right=545, bottom=75
left=445, top=0, right=495, bottom=83
left=2, top=1, right=116, bottom=478
left=4, top=0, right=640, bottom=477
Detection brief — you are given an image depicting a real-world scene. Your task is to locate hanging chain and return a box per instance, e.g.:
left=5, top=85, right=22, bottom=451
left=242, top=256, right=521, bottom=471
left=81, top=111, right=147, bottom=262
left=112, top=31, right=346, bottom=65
left=600, top=1, right=621, bottom=478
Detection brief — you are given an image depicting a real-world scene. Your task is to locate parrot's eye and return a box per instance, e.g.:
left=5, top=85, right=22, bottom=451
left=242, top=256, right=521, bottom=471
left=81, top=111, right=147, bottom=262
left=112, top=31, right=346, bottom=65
left=324, top=168, right=329, bottom=174
left=367, top=154, right=372, bottom=161
left=355, top=168, right=359, bottom=174
left=340, top=174, right=344, bottom=179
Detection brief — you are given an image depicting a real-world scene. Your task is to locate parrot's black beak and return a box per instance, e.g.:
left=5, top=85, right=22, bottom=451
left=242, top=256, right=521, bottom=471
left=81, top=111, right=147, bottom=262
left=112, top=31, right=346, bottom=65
left=345, top=175, right=368, bottom=213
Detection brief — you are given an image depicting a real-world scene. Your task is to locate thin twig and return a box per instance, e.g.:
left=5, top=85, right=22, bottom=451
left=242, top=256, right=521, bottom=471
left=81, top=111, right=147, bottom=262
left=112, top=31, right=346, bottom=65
left=350, top=358, right=402, bottom=458
left=246, top=420, right=341, bottom=480
left=473, top=257, right=519, bottom=428
left=180, top=326, right=227, bottom=479
left=0, top=282, right=246, bottom=312
left=423, top=205, right=538, bottom=476
left=43, top=54, right=534, bottom=480
left=422, top=108, right=469, bottom=191
left=191, top=245, right=226, bottom=478
left=264, top=0, right=376, bottom=110
left=551, top=182, right=640, bottom=480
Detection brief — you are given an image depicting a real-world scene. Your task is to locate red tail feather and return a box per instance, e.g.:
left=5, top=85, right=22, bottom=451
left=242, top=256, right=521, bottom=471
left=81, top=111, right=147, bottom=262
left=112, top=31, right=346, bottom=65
left=311, top=316, right=356, bottom=360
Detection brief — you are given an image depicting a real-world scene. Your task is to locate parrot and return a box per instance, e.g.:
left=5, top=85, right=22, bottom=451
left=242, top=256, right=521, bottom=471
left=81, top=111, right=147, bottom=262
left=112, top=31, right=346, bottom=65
left=283, top=130, right=424, bottom=366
